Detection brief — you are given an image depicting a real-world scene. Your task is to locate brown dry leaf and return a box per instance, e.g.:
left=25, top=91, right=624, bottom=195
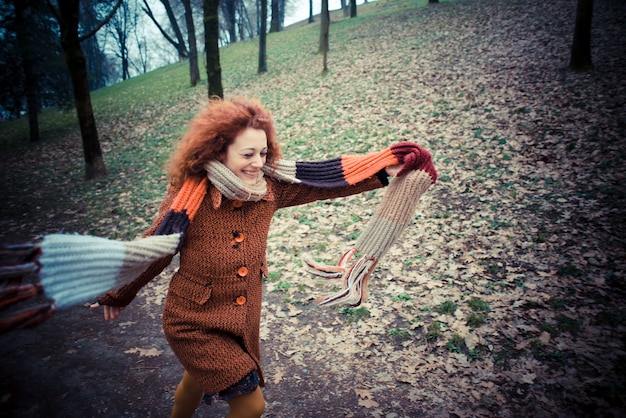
left=357, top=398, right=379, bottom=409
left=354, top=388, right=373, bottom=399
left=124, top=347, right=163, bottom=357
left=272, top=367, right=285, bottom=384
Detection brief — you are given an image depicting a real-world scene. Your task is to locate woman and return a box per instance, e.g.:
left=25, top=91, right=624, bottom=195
left=91, top=97, right=434, bottom=418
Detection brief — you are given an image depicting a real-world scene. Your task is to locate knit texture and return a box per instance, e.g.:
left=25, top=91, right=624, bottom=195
left=2, top=142, right=435, bottom=334
left=101, top=174, right=388, bottom=395
left=304, top=169, right=434, bottom=306
left=264, top=141, right=437, bottom=188
left=3, top=140, right=436, bottom=393
left=201, top=141, right=436, bottom=307
left=39, top=233, right=181, bottom=308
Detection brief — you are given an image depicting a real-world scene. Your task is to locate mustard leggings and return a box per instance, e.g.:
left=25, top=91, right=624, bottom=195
left=170, top=370, right=265, bottom=418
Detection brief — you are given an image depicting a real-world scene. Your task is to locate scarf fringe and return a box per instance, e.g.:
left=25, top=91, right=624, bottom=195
left=306, top=169, right=434, bottom=307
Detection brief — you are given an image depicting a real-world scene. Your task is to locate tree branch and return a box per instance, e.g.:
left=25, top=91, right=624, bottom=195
left=80, top=0, right=124, bottom=41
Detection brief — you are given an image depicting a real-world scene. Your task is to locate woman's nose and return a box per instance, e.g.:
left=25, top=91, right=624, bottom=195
left=251, top=154, right=264, bottom=167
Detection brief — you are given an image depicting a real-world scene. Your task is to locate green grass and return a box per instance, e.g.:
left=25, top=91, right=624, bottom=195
left=1, top=0, right=448, bottom=240
left=388, top=327, right=411, bottom=341
left=435, top=300, right=457, bottom=315
left=467, top=297, right=490, bottom=313
left=446, top=334, right=466, bottom=353
left=424, top=320, right=443, bottom=341
left=341, top=306, right=371, bottom=323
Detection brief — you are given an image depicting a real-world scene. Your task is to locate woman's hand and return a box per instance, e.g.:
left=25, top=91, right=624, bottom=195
left=385, top=164, right=403, bottom=177
left=89, top=302, right=124, bottom=321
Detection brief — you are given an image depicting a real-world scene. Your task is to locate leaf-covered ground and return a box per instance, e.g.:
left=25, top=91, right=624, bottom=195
left=1, top=0, right=625, bottom=417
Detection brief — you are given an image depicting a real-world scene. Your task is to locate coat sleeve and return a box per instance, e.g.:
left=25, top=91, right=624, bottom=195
left=273, top=169, right=389, bottom=210
left=97, top=183, right=181, bottom=307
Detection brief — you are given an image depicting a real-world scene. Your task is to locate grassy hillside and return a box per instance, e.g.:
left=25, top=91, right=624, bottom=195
left=0, top=0, right=450, bottom=240
left=1, top=0, right=625, bottom=415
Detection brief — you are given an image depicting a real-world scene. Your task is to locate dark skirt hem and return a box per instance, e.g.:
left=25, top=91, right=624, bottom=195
left=202, top=369, right=260, bottom=405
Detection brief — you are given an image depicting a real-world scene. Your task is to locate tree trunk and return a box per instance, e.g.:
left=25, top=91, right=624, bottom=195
left=141, top=0, right=187, bottom=61
left=320, top=0, right=330, bottom=72
left=223, top=0, right=238, bottom=43
left=181, top=0, right=201, bottom=86
left=237, top=0, right=254, bottom=40
left=258, top=0, right=267, bottom=74
left=160, top=0, right=189, bottom=59
left=278, top=0, right=285, bottom=29
left=350, top=0, right=357, bottom=18
left=319, top=0, right=329, bottom=54
left=269, top=0, right=280, bottom=33
left=570, top=0, right=593, bottom=70
left=13, top=0, right=40, bottom=143
left=58, top=0, right=106, bottom=180
left=258, top=0, right=267, bottom=73
left=204, top=0, right=224, bottom=98
left=308, top=0, right=314, bottom=23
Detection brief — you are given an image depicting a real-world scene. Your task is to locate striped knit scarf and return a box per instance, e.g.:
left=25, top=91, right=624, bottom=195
left=204, top=142, right=437, bottom=306
left=0, top=142, right=436, bottom=332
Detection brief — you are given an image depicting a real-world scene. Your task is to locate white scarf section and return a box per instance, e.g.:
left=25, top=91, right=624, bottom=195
left=204, top=160, right=269, bottom=202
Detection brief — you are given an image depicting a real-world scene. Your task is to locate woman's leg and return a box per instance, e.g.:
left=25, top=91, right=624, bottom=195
left=171, top=370, right=204, bottom=418
left=226, top=386, right=265, bottom=418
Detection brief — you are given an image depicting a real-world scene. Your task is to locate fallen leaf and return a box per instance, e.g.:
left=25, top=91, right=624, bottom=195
left=124, top=347, right=163, bottom=357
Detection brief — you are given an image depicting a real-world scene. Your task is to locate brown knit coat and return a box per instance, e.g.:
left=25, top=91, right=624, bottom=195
left=99, top=174, right=386, bottom=394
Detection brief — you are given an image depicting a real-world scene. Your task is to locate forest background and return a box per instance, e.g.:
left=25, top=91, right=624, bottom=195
left=0, top=0, right=625, bottom=416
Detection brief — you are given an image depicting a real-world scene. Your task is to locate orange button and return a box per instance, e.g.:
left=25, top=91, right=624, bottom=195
left=234, top=233, right=245, bottom=243
left=236, top=296, right=247, bottom=305
left=232, top=200, right=243, bottom=208
left=237, top=266, right=249, bottom=277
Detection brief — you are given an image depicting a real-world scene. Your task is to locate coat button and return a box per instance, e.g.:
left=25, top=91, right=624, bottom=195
left=236, top=296, right=247, bottom=305
left=237, top=266, right=249, bottom=277
left=232, top=200, right=243, bottom=208
left=234, top=233, right=245, bottom=243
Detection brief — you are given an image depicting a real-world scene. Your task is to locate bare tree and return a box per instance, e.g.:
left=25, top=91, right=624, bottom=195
left=204, top=0, right=224, bottom=98
left=181, top=0, right=200, bottom=86
left=319, top=0, right=329, bottom=54
left=320, top=0, right=329, bottom=72
left=49, top=0, right=123, bottom=180
left=570, top=0, right=593, bottom=70
left=227, top=0, right=253, bottom=41
left=12, top=0, right=40, bottom=142
left=132, top=25, right=150, bottom=75
left=269, top=0, right=280, bottom=33
left=221, top=0, right=239, bottom=43
left=268, top=0, right=287, bottom=33
left=237, top=0, right=254, bottom=40
left=141, top=0, right=188, bottom=60
left=108, top=1, right=134, bottom=80
left=81, top=0, right=117, bottom=89
left=258, top=0, right=267, bottom=73
left=308, top=0, right=314, bottom=23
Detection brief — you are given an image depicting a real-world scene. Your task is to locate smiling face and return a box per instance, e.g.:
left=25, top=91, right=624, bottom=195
left=223, top=128, right=268, bottom=186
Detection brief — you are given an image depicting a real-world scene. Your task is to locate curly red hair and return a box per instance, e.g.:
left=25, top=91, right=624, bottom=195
left=168, top=97, right=281, bottom=187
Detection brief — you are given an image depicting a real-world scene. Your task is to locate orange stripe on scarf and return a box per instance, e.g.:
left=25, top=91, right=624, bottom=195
left=340, top=149, right=400, bottom=185
left=170, top=177, right=208, bottom=220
